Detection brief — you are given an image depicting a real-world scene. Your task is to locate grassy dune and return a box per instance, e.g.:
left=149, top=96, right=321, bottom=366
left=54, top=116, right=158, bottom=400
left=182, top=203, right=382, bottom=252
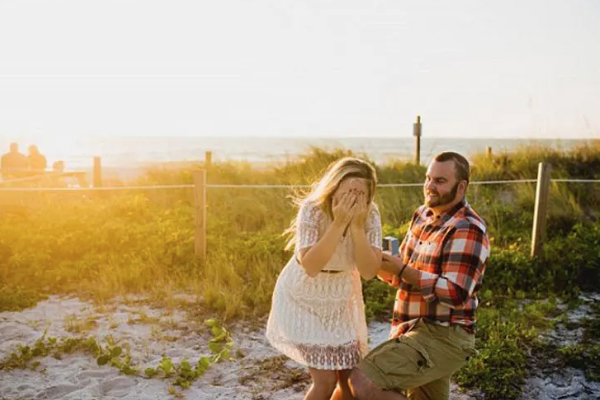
left=1, top=142, right=599, bottom=399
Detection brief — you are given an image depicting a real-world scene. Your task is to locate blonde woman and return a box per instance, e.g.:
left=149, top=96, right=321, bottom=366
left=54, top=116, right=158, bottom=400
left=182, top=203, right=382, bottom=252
left=266, top=157, right=382, bottom=400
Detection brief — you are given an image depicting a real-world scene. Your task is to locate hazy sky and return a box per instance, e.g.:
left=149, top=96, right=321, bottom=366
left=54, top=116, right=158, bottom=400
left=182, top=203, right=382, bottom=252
left=0, top=0, right=599, bottom=140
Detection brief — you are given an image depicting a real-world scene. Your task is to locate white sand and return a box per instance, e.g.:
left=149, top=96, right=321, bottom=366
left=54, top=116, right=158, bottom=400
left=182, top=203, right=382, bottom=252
left=0, top=296, right=479, bottom=400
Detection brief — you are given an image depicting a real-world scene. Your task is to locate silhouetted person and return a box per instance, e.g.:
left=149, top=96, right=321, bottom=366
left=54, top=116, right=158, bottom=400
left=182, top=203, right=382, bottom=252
left=1, top=143, right=28, bottom=180
left=51, top=160, right=67, bottom=187
left=52, top=160, right=65, bottom=172
left=27, top=145, right=47, bottom=173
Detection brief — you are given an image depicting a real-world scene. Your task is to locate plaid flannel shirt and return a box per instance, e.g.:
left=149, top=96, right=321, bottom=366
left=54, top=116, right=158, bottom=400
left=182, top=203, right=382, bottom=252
left=384, top=200, right=490, bottom=338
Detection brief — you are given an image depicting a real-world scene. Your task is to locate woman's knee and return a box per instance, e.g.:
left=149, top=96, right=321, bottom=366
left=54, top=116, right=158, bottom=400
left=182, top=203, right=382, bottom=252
left=310, top=369, right=338, bottom=393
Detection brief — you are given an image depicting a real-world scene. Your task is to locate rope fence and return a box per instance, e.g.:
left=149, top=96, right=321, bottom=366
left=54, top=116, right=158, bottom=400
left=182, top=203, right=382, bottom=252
left=1, top=178, right=599, bottom=192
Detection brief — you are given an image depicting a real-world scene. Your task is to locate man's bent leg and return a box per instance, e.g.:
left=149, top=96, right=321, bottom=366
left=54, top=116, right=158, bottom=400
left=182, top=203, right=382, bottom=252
left=406, top=375, right=450, bottom=400
left=354, top=319, right=475, bottom=398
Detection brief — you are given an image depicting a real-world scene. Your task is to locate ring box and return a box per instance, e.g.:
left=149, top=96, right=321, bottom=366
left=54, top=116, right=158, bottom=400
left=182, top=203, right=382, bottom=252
left=382, top=236, right=399, bottom=255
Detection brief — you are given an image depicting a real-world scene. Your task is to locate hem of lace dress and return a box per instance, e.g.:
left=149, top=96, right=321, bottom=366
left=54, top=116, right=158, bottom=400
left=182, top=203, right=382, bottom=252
left=267, top=336, right=367, bottom=370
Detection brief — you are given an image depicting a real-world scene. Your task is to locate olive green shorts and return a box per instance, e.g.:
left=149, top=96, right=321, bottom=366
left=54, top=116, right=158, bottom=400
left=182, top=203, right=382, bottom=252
left=357, top=319, right=476, bottom=400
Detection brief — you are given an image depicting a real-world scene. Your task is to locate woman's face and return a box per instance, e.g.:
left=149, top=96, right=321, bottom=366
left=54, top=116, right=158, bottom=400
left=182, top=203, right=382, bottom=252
left=332, top=177, right=370, bottom=205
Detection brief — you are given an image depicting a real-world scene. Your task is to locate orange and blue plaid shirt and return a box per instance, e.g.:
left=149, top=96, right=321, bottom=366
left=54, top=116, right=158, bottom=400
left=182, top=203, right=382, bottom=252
left=384, top=200, right=490, bottom=338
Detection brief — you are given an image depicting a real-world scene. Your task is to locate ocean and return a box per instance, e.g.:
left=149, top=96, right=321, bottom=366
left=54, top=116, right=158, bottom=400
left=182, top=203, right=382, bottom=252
left=0, top=136, right=595, bottom=178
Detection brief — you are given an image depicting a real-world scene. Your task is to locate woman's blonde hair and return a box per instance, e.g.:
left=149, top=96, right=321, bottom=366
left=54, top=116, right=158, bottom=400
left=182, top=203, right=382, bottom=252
left=284, top=157, right=378, bottom=250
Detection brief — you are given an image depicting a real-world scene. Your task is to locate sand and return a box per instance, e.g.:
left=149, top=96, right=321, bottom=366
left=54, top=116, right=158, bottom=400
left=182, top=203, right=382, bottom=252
left=0, top=296, right=476, bottom=399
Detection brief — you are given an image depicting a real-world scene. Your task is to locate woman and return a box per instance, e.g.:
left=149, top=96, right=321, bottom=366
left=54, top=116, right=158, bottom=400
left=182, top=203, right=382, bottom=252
left=266, top=157, right=382, bottom=400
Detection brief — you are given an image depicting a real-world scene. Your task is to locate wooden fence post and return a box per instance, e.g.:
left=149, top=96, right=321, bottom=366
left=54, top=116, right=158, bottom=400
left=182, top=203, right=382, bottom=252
left=413, top=115, right=422, bottom=165
left=193, top=170, right=207, bottom=266
left=93, top=156, right=102, bottom=188
left=205, top=151, right=212, bottom=169
left=486, top=147, right=493, bottom=158
left=531, top=162, right=552, bottom=259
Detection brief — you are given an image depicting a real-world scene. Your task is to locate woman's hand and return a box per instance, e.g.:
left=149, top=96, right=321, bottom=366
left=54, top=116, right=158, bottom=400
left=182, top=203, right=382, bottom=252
left=332, top=192, right=356, bottom=229
left=350, top=194, right=369, bottom=231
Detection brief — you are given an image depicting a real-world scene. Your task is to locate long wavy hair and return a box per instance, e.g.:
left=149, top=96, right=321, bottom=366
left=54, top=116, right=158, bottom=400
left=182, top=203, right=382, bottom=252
left=284, top=157, right=378, bottom=250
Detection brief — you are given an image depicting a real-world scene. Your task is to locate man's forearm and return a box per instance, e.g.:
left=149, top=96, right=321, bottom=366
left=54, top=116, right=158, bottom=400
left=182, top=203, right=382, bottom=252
left=381, top=257, right=421, bottom=288
left=399, top=264, right=421, bottom=287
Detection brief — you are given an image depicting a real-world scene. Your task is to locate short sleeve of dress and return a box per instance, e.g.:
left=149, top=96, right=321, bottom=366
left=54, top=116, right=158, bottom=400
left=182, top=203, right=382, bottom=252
left=296, top=203, right=322, bottom=251
left=366, top=204, right=383, bottom=249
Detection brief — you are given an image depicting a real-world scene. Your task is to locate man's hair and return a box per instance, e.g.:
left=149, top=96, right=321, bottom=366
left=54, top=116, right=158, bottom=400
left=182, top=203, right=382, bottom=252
left=434, top=152, right=470, bottom=183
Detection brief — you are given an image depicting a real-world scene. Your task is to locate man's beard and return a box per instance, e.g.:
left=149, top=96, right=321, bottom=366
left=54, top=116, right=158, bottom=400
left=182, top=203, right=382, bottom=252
left=425, top=182, right=459, bottom=208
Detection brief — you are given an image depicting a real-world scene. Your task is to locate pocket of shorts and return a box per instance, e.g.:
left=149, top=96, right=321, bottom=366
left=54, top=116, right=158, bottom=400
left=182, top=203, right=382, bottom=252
left=374, top=336, right=435, bottom=377
left=451, top=326, right=478, bottom=361
left=462, top=344, right=478, bottom=361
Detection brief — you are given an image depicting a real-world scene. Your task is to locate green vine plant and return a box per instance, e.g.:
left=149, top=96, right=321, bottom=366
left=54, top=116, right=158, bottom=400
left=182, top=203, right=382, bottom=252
left=0, top=319, right=235, bottom=392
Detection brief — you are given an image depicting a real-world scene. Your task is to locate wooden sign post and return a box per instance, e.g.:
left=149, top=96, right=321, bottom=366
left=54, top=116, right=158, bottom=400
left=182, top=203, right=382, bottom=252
left=93, top=156, right=102, bottom=188
left=413, top=116, right=422, bottom=165
left=531, top=162, right=552, bottom=259
left=193, top=170, right=207, bottom=266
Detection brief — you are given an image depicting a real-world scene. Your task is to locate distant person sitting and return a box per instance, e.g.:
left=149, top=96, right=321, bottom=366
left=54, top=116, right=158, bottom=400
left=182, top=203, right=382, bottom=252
left=51, top=160, right=67, bottom=187
left=27, top=145, right=48, bottom=173
left=1, top=142, right=28, bottom=180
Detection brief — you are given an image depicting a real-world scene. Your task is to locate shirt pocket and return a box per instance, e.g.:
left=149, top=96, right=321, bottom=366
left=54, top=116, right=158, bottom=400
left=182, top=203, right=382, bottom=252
left=412, top=241, right=441, bottom=274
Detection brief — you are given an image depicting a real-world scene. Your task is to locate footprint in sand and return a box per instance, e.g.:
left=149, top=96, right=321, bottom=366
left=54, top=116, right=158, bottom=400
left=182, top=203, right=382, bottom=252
left=99, top=376, right=137, bottom=396
left=38, top=383, right=83, bottom=398
left=0, top=322, right=35, bottom=347
left=76, top=369, right=116, bottom=379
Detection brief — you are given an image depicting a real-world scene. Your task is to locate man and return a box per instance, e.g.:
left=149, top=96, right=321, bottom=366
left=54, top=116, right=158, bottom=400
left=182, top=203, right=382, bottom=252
left=1, top=143, right=28, bottom=180
left=27, top=144, right=48, bottom=172
left=349, top=151, right=490, bottom=400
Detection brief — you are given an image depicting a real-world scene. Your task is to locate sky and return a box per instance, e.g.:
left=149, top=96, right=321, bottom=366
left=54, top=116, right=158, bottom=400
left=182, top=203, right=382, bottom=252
left=0, top=0, right=599, bottom=140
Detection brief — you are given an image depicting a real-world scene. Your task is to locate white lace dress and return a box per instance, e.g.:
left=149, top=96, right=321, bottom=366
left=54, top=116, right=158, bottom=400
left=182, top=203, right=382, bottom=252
left=266, top=202, right=382, bottom=370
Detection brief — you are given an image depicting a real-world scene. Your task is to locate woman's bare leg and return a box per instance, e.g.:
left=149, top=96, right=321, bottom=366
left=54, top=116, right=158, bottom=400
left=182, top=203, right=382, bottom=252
left=305, top=368, right=338, bottom=400
left=330, top=370, right=355, bottom=400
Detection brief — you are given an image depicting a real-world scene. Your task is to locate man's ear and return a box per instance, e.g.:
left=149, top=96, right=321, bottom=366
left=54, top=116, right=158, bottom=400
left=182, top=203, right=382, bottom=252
left=459, top=180, right=468, bottom=194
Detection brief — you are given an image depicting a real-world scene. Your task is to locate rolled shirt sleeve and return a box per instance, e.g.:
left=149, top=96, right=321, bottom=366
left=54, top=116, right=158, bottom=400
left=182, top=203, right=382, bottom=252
left=418, top=225, right=490, bottom=309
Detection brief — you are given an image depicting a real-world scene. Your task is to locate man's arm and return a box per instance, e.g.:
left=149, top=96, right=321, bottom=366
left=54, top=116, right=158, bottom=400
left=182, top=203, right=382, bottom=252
left=378, top=224, right=415, bottom=287
left=381, top=225, right=489, bottom=308
left=418, top=225, right=489, bottom=308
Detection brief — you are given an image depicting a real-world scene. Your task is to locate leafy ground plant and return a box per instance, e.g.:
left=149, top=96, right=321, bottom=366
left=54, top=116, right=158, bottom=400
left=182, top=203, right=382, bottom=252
left=0, top=318, right=235, bottom=393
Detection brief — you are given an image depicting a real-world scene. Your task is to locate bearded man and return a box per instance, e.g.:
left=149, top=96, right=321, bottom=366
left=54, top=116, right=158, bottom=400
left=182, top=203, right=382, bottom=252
left=344, top=151, right=491, bottom=400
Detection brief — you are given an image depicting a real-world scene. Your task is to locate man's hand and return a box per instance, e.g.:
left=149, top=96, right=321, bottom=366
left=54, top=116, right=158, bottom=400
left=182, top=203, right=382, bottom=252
left=381, top=251, right=402, bottom=275
left=376, top=267, right=395, bottom=282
